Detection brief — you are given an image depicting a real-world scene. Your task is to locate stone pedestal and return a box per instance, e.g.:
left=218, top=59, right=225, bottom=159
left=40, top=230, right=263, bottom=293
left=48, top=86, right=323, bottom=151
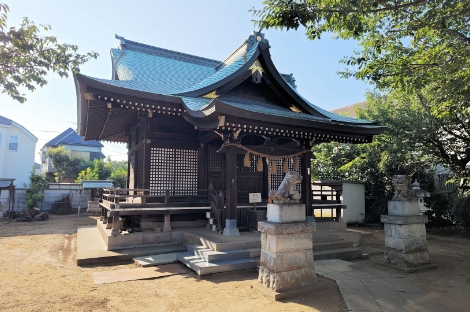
left=257, top=203, right=316, bottom=299
left=381, top=201, right=434, bottom=271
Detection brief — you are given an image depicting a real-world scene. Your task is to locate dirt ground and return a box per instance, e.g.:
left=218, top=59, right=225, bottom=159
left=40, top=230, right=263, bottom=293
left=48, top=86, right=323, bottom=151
left=0, top=216, right=469, bottom=312
left=0, top=215, right=347, bottom=312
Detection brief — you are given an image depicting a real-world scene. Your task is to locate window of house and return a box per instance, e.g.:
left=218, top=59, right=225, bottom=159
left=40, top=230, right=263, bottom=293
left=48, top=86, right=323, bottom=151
left=8, top=136, right=18, bottom=151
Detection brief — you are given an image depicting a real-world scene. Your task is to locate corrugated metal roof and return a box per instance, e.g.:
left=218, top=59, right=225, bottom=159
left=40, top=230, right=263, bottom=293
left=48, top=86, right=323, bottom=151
left=44, top=128, right=103, bottom=148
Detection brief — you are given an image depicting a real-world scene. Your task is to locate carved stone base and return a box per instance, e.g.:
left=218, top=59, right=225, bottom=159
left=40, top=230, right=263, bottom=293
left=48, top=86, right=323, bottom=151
left=381, top=213, right=433, bottom=269
left=257, top=219, right=316, bottom=293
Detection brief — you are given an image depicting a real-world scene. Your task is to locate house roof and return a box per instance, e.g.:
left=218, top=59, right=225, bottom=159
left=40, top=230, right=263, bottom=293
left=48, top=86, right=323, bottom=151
left=0, top=115, right=38, bottom=142
left=75, top=31, right=385, bottom=143
left=43, top=128, right=103, bottom=149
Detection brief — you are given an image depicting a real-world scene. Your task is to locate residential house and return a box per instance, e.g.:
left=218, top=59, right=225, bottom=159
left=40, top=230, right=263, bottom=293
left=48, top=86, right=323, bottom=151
left=40, top=128, right=104, bottom=176
left=0, top=115, right=38, bottom=187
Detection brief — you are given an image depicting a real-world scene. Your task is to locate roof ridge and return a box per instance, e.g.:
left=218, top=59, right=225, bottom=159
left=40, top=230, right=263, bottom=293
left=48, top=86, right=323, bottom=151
left=55, top=128, right=75, bottom=145
left=115, top=35, right=220, bottom=67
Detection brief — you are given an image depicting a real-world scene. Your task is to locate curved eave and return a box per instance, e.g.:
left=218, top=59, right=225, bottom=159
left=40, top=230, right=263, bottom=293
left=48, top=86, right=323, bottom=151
left=257, top=43, right=327, bottom=118
left=175, top=48, right=261, bottom=98
left=75, top=73, right=184, bottom=136
left=190, top=100, right=386, bottom=136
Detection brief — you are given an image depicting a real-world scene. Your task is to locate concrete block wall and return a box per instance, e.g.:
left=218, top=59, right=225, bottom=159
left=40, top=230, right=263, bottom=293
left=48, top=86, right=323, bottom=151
left=0, top=188, right=91, bottom=212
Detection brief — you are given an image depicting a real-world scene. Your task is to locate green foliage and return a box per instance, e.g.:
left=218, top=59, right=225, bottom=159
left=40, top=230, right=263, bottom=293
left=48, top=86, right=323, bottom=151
left=253, top=1, right=470, bottom=114
left=47, top=146, right=83, bottom=182
left=0, top=4, right=98, bottom=103
left=76, top=159, right=127, bottom=188
left=23, top=168, right=49, bottom=209
left=450, top=192, right=470, bottom=235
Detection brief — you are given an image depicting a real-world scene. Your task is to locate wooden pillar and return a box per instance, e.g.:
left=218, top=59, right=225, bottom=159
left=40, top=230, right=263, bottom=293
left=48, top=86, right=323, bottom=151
left=223, top=144, right=240, bottom=236
left=198, top=142, right=208, bottom=189
left=302, top=149, right=314, bottom=221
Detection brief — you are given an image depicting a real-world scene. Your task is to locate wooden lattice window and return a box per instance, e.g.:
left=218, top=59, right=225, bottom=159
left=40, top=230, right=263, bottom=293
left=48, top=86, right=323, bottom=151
left=237, top=154, right=261, bottom=173
left=270, top=157, right=301, bottom=192
left=209, top=144, right=225, bottom=172
left=150, top=147, right=198, bottom=195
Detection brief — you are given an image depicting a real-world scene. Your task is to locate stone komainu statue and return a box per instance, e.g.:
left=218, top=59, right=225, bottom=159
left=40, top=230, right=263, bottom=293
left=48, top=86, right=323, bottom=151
left=268, top=171, right=302, bottom=203
left=392, top=175, right=412, bottom=200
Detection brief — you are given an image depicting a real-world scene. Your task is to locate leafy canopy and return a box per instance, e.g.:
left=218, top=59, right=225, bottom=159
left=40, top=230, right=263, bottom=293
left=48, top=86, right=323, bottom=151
left=252, top=1, right=470, bottom=115
left=0, top=4, right=98, bottom=103
left=47, top=146, right=83, bottom=182
left=76, top=159, right=127, bottom=188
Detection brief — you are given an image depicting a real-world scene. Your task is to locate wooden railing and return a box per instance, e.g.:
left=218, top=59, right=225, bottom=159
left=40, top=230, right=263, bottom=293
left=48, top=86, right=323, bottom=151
left=101, top=188, right=211, bottom=209
left=311, top=181, right=347, bottom=222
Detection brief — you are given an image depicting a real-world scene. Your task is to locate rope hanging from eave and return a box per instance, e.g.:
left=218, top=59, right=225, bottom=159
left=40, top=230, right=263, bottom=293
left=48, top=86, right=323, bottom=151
left=217, top=143, right=308, bottom=160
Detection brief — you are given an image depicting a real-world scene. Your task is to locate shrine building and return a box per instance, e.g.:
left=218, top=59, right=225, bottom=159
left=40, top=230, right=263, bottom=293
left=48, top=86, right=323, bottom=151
left=74, top=31, right=385, bottom=238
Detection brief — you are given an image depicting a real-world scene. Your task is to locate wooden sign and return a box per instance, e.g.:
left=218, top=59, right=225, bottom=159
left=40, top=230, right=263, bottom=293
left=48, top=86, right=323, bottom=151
left=249, top=193, right=262, bottom=203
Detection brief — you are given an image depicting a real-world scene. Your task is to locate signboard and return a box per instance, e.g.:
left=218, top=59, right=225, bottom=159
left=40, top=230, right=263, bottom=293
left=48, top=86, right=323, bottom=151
left=249, top=193, right=262, bottom=203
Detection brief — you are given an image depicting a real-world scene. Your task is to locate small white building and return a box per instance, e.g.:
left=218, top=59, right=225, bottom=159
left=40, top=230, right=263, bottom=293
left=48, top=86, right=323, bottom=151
left=40, top=128, right=104, bottom=175
left=0, top=115, right=38, bottom=187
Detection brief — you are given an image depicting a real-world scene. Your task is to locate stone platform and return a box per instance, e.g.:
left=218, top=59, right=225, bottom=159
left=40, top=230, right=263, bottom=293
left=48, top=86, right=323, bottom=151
left=316, top=259, right=447, bottom=311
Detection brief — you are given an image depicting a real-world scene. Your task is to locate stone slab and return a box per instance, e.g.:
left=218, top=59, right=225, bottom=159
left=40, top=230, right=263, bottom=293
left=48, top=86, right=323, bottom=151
left=92, top=263, right=186, bottom=284
left=381, top=214, right=428, bottom=225
left=133, top=253, right=177, bottom=267
left=267, top=203, right=306, bottom=223
left=260, top=249, right=314, bottom=272
left=262, top=232, right=313, bottom=253
left=388, top=200, right=420, bottom=216
left=258, top=221, right=316, bottom=235
left=335, top=279, right=383, bottom=311
left=362, top=278, right=411, bottom=311
left=384, top=248, right=432, bottom=268
left=385, top=223, right=426, bottom=239
left=384, top=236, right=428, bottom=252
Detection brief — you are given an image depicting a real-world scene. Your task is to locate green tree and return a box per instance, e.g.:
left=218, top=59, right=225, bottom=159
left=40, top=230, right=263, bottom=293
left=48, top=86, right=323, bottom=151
left=47, top=146, right=83, bottom=182
left=23, top=168, right=49, bottom=209
left=76, top=159, right=127, bottom=188
left=0, top=4, right=98, bottom=103
left=253, top=1, right=470, bottom=113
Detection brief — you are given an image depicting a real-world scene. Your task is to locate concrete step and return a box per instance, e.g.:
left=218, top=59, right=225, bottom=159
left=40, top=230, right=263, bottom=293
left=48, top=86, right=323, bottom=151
left=313, top=240, right=353, bottom=251
left=313, top=247, right=362, bottom=261
left=133, top=253, right=177, bottom=267
left=178, top=245, right=257, bottom=276
left=177, top=251, right=257, bottom=276
left=187, top=245, right=251, bottom=263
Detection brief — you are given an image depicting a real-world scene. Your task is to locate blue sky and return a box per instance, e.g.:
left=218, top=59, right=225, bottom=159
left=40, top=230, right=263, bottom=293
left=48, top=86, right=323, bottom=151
left=1, top=0, right=372, bottom=162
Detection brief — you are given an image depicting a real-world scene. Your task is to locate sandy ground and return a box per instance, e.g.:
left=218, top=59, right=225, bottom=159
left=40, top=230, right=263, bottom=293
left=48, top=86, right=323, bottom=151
left=1, top=216, right=469, bottom=311
left=0, top=215, right=346, bottom=312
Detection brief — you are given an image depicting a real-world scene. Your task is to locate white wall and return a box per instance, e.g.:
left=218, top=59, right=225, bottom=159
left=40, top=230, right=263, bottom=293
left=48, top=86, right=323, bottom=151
left=341, top=182, right=366, bottom=223
left=0, top=123, right=37, bottom=187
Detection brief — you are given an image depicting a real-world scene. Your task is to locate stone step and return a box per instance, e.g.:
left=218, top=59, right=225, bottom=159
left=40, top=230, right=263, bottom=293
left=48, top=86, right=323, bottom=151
left=133, top=253, right=177, bottom=267
left=313, top=247, right=362, bottom=261
left=176, top=251, right=257, bottom=276
left=187, top=245, right=251, bottom=263
left=246, top=247, right=261, bottom=258
left=313, top=240, right=353, bottom=251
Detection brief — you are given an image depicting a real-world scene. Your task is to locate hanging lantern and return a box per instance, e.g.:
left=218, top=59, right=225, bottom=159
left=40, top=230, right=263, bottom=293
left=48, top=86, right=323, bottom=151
left=282, top=158, right=289, bottom=173
left=293, top=157, right=299, bottom=171
left=257, top=157, right=263, bottom=172
left=270, top=160, right=277, bottom=174
left=244, top=152, right=250, bottom=167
